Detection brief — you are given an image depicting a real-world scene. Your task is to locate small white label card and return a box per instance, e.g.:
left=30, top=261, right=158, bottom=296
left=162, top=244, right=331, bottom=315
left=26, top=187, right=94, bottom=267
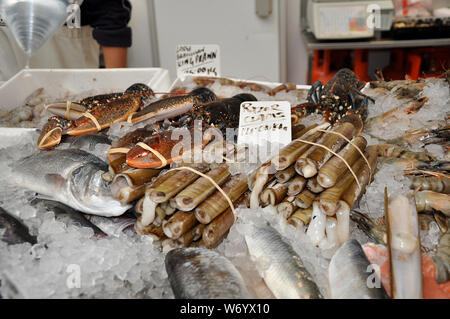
left=237, top=101, right=292, bottom=147
left=176, top=44, right=221, bottom=79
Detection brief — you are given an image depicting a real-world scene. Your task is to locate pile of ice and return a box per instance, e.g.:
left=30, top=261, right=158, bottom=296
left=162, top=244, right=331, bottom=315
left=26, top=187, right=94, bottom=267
left=0, top=131, right=173, bottom=299
left=364, top=78, right=449, bottom=143
left=0, top=224, right=172, bottom=298
left=358, top=161, right=411, bottom=220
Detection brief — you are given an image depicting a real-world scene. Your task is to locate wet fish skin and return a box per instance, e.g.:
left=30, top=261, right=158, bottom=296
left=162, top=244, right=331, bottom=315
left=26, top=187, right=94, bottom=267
left=84, top=211, right=136, bottom=238
left=30, top=199, right=106, bottom=237
left=12, top=149, right=130, bottom=216
left=0, top=207, right=37, bottom=245
left=67, top=133, right=112, bottom=151
left=244, top=224, right=322, bottom=299
left=328, top=239, right=389, bottom=299
left=165, top=247, right=250, bottom=299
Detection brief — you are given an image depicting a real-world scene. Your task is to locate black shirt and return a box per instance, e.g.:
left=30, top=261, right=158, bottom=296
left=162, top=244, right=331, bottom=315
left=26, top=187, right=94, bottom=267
left=80, top=0, right=132, bottom=47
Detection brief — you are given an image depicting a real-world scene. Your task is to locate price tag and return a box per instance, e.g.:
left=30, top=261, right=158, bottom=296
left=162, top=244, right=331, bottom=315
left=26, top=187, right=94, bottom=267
left=237, top=101, right=292, bottom=147
left=176, top=44, right=221, bottom=79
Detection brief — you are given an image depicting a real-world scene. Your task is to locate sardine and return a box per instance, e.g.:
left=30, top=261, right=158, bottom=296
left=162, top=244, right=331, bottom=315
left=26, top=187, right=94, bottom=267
left=328, top=239, right=389, bottom=299
left=30, top=199, right=106, bottom=237
left=165, top=247, right=250, bottom=299
left=0, top=207, right=37, bottom=245
left=244, top=224, right=322, bottom=299
left=12, top=149, right=130, bottom=216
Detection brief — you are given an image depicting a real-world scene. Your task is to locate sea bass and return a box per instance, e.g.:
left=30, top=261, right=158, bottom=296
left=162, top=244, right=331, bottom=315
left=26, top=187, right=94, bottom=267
left=0, top=207, right=37, bottom=245
left=12, top=149, right=130, bottom=216
left=328, top=239, right=389, bottom=299
left=165, top=247, right=250, bottom=299
left=244, top=224, right=322, bottom=299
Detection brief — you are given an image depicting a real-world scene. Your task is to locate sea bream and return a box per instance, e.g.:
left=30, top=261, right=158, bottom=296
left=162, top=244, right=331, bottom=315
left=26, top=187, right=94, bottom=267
left=12, top=149, right=130, bottom=217
left=165, top=247, right=250, bottom=299
left=244, top=224, right=323, bottom=299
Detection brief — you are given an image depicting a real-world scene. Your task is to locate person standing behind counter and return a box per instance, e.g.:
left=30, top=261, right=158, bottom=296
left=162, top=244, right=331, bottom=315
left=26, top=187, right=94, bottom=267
left=0, top=0, right=132, bottom=81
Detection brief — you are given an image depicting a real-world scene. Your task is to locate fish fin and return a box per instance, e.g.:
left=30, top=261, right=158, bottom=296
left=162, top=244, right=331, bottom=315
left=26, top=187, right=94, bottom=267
left=44, top=174, right=67, bottom=189
left=32, top=194, right=57, bottom=202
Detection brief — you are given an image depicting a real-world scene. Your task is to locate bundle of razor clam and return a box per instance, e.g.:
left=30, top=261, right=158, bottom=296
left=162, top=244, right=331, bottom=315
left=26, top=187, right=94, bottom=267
left=248, top=114, right=379, bottom=253
left=105, top=151, right=251, bottom=252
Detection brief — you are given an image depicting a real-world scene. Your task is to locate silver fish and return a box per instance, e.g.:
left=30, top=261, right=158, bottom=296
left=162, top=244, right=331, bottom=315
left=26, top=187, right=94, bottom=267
left=30, top=198, right=106, bottom=237
left=12, top=149, right=130, bottom=217
left=0, top=207, right=37, bottom=245
left=165, top=247, right=250, bottom=299
left=84, top=212, right=136, bottom=238
left=67, top=133, right=111, bottom=151
left=244, top=224, right=322, bottom=299
left=328, top=239, right=389, bottom=299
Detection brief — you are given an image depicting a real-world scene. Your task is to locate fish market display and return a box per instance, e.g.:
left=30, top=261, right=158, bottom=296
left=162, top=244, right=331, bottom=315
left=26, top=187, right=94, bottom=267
left=0, top=68, right=448, bottom=300
left=165, top=247, right=250, bottom=299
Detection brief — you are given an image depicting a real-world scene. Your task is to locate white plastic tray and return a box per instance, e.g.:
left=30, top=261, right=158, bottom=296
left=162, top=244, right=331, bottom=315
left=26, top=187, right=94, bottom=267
left=0, top=68, right=171, bottom=148
left=0, top=68, right=171, bottom=113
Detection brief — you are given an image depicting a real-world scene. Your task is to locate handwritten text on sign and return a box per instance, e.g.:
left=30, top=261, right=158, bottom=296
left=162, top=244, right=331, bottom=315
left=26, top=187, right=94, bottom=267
left=176, top=44, right=220, bottom=78
left=237, top=101, right=292, bottom=147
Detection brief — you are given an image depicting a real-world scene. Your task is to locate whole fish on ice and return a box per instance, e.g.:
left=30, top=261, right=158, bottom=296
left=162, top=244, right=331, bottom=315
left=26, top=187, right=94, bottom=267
left=165, top=247, right=250, bottom=299
left=244, top=224, right=323, bottom=299
left=12, top=149, right=130, bottom=217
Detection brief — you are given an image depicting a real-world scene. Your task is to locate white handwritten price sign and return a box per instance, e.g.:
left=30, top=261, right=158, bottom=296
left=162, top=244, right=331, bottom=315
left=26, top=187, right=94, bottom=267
left=176, top=44, right=221, bottom=79
left=237, top=101, right=292, bottom=147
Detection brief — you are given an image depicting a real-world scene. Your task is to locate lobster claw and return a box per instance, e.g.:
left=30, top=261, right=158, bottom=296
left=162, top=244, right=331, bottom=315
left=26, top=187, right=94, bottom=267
left=126, top=127, right=212, bottom=168
left=67, top=94, right=142, bottom=136
left=45, top=101, right=87, bottom=121
left=37, top=116, right=71, bottom=150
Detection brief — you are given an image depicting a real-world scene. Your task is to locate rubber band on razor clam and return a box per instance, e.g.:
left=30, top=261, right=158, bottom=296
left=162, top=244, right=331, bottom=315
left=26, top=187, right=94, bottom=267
left=37, top=83, right=155, bottom=150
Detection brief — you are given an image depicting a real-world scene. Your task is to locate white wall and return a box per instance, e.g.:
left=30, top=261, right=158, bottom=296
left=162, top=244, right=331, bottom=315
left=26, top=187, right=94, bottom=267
left=126, top=0, right=310, bottom=85
left=127, top=0, right=154, bottom=67
left=286, top=0, right=308, bottom=84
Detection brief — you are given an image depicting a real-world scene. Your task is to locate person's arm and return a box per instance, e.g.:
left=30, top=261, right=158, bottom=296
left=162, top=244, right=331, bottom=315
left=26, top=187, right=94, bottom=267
left=102, top=46, right=127, bottom=68
left=81, top=0, right=132, bottom=68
